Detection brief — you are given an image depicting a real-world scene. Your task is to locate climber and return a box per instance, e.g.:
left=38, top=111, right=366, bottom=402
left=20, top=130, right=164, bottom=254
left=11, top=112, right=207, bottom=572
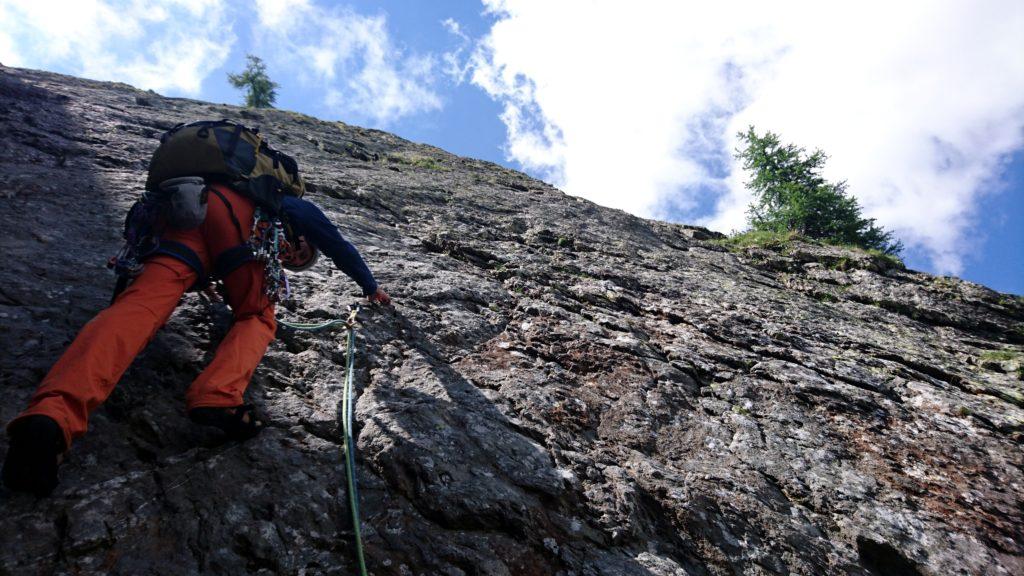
left=2, top=184, right=389, bottom=497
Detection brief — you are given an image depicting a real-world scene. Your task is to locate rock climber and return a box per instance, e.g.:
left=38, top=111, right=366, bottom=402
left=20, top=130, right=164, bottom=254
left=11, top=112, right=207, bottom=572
left=2, top=182, right=389, bottom=497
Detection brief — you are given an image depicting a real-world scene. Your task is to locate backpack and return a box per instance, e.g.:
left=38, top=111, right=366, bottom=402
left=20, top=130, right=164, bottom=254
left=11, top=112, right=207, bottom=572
left=146, top=119, right=305, bottom=213
left=108, top=120, right=309, bottom=302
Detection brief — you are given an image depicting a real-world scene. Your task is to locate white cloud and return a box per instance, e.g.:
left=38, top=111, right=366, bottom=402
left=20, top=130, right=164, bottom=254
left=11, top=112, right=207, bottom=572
left=0, top=3, right=20, bottom=65
left=253, top=1, right=441, bottom=126
left=469, top=0, right=1024, bottom=273
left=253, top=0, right=309, bottom=28
left=442, top=17, right=468, bottom=42
left=442, top=17, right=472, bottom=83
left=0, top=0, right=232, bottom=95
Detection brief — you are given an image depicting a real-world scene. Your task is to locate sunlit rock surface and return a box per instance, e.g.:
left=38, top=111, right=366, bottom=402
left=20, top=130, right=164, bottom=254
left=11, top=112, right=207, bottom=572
left=1, top=65, right=1021, bottom=576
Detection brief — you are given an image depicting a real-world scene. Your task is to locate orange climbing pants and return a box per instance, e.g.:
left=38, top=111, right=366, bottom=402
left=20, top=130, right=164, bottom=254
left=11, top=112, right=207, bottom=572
left=9, top=184, right=276, bottom=449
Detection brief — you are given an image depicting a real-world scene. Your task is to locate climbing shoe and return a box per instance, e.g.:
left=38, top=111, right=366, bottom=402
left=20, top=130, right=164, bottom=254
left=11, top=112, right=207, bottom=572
left=2, top=415, right=66, bottom=497
left=188, top=404, right=266, bottom=441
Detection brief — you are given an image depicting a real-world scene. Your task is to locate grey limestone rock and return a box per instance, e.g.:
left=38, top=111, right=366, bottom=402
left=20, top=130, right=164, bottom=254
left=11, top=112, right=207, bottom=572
left=0, top=65, right=1021, bottom=575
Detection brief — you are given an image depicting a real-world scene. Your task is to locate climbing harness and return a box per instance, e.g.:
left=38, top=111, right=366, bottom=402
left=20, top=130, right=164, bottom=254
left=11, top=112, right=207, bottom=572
left=111, top=187, right=303, bottom=305
left=108, top=190, right=207, bottom=302
left=281, top=305, right=368, bottom=576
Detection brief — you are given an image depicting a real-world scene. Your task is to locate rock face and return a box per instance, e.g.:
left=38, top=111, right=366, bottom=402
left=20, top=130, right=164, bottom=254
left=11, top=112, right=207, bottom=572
left=1, top=65, right=1022, bottom=576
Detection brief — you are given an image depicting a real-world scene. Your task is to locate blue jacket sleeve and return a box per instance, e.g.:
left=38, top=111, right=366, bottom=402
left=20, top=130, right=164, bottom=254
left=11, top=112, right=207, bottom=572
left=281, top=196, right=378, bottom=296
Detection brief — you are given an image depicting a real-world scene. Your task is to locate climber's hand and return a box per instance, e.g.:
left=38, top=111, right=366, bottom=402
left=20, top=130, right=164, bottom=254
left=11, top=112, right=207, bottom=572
left=368, top=288, right=391, bottom=306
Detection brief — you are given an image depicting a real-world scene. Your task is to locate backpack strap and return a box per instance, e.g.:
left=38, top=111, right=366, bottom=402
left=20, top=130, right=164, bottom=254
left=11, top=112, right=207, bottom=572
left=207, top=186, right=245, bottom=241
left=224, top=123, right=244, bottom=159
left=206, top=185, right=258, bottom=281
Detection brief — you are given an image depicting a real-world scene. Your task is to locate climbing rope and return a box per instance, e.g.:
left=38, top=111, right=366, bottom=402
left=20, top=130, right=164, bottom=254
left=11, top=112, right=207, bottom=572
left=277, top=317, right=351, bottom=331
left=340, top=306, right=368, bottom=576
left=283, top=305, right=368, bottom=576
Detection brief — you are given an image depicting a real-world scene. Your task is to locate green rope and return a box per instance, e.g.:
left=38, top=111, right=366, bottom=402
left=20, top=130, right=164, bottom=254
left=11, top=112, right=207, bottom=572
left=277, top=318, right=349, bottom=331
left=281, top=307, right=367, bottom=575
left=342, top=319, right=368, bottom=576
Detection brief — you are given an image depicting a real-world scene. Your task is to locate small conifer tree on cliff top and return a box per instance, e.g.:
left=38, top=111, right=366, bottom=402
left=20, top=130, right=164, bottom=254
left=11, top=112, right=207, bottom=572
left=736, top=127, right=903, bottom=255
left=228, top=55, right=278, bottom=109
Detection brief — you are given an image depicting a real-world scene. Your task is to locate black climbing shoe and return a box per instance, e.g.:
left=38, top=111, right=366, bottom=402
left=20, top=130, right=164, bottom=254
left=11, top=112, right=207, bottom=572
left=188, top=404, right=266, bottom=441
left=2, top=415, right=66, bottom=497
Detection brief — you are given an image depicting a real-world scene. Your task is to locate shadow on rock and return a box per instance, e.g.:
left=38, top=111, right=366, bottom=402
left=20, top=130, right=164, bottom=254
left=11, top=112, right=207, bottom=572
left=350, top=307, right=675, bottom=575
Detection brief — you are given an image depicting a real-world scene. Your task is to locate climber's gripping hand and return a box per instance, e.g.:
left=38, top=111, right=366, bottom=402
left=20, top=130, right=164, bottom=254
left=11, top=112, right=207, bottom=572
left=368, top=287, right=391, bottom=306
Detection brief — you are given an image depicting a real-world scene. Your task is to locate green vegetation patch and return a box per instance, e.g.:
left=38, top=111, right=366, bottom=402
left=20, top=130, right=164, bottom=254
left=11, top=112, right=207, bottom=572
left=838, top=246, right=904, bottom=270
left=980, top=349, right=1021, bottom=363
left=713, top=231, right=903, bottom=266
left=386, top=153, right=448, bottom=171
left=978, top=349, right=1024, bottom=381
left=712, top=229, right=800, bottom=250
left=712, top=229, right=905, bottom=272
left=811, top=291, right=840, bottom=303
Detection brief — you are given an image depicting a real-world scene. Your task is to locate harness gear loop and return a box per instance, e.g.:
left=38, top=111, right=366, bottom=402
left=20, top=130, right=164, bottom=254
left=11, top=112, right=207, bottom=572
left=247, top=206, right=290, bottom=301
left=207, top=202, right=292, bottom=302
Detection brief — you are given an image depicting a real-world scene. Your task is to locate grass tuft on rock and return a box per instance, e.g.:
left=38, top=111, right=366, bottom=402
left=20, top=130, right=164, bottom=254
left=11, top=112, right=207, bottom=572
left=386, top=153, right=447, bottom=171
left=713, top=229, right=800, bottom=250
left=980, top=349, right=1020, bottom=363
left=713, top=230, right=905, bottom=270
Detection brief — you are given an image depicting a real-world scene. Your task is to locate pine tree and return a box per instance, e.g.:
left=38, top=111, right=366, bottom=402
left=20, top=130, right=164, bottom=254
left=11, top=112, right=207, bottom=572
left=736, top=127, right=902, bottom=255
left=227, top=55, right=278, bottom=109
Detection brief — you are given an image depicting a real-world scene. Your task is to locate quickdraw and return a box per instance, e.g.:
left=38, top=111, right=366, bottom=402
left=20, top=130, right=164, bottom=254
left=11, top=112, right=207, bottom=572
left=248, top=206, right=291, bottom=302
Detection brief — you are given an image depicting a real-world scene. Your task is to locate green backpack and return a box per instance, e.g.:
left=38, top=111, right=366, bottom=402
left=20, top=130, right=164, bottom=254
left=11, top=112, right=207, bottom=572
left=146, top=119, right=305, bottom=212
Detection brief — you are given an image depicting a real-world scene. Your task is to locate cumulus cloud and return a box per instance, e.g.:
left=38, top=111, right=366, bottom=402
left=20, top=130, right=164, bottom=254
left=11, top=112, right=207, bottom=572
left=469, top=0, right=1024, bottom=273
left=0, top=0, right=232, bottom=95
left=253, top=0, right=441, bottom=126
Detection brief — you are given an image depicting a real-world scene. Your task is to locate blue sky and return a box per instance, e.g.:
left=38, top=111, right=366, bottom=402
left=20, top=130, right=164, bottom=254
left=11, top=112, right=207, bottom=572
left=1, top=0, right=1021, bottom=294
